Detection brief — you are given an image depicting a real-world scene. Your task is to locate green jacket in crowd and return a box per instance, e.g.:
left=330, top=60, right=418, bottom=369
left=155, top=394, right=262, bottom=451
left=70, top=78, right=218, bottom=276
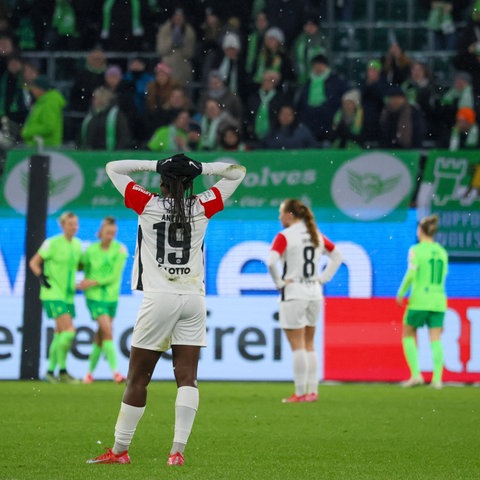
left=21, top=89, right=66, bottom=147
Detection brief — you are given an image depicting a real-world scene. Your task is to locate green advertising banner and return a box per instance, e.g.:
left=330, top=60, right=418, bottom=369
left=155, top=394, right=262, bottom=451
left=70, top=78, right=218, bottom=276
left=418, top=150, right=480, bottom=257
left=0, top=149, right=419, bottom=221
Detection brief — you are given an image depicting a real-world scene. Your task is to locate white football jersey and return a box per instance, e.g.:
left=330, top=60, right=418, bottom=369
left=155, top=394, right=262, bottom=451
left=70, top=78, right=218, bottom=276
left=270, top=221, right=336, bottom=300
left=124, top=182, right=224, bottom=295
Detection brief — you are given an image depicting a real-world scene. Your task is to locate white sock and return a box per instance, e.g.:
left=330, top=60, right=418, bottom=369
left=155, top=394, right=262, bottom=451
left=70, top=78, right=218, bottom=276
left=292, top=349, right=308, bottom=396
left=171, top=386, right=199, bottom=453
left=113, top=402, right=145, bottom=453
left=306, top=351, right=318, bottom=394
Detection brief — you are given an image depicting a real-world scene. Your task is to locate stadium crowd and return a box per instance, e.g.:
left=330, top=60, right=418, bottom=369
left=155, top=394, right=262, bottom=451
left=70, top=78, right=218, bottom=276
left=1, top=0, right=480, bottom=152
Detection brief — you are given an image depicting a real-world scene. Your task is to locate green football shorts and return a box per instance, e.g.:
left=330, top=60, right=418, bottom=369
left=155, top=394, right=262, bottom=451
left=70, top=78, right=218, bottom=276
left=86, top=300, right=118, bottom=321
left=404, top=309, right=445, bottom=329
left=43, top=301, right=75, bottom=319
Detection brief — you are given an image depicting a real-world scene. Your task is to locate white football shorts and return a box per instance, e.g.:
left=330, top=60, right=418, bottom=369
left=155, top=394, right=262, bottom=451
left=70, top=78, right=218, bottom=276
left=131, top=291, right=207, bottom=351
left=279, top=299, right=323, bottom=329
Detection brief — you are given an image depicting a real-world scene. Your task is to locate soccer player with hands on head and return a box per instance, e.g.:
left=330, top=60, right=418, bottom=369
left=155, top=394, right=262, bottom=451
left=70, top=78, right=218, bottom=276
left=267, top=199, right=343, bottom=403
left=87, top=153, right=246, bottom=466
left=29, top=211, right=83, bottom=384
left=396, top=214, right=448, bottom=390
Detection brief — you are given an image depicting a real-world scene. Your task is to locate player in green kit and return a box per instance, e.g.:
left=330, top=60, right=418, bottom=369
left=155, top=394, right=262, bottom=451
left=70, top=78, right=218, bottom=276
left=396, top=214, right=448, bottom=389
left=29, top=211, right=83, bottom=383
left=77, top=216, right=128, bottom=384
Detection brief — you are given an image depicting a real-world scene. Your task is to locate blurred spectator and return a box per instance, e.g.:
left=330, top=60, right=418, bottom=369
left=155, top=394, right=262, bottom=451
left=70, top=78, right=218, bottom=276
left=453, top=2, right=480, bottom=108
left=448, top=106, right=480, bottom=150
left=10, top=1, right=47, bottom=50
left=160, top=86, right=195, bottom=127
left=0, top=52, right=29, bottom=127
left=319, top=0, right=354, bottom=22
left=123, top=57, right=153, bottom=117
left=100, top=0, right=146, bottom=51
left=379, top=85, right=425, bottom=149
left=44, top=0, right=81, bottom=50
left=21, top=75, right=66, bottom=147
left=156, top=7, right=196, bottom=85
left=291, top=15, right=327, bottom=85
left=262, top=103, right=318, bottom=149
left=198, top=6, right=224, bottom=55
left=219, top=125, right=249, bottom=151
left=79, top=85, right=131, bottom=150
left=361, top=59, right=389, bottom=146
left=147, top=108, right=190, bottom=152
left=0, top=1, right=9, bottom=33
left=296, top=54, right=347, bottom=143
left=246, top=69, right=287, bottom=143
left=245, top=10, right=269, bottom=78
left=201, top=32, right=247, bottom=102
left=197, top=70, right=243, bottom=127
left=145, top=62, right=178, bottom=134
left=381, top=41, right=412, bottom=86
left=74, top=0, right=104, bottom=50
left=186, top=120, right=201, bottom=152
left=250, top=26, right=296, bottom=94
left=21, top=57, right=40, bottom=111
left=103, top=64, right=140, bottom=145
left=421, top=0, right=469, bottom=50
left=199, top=97, right=239, bottom=150
left=329, top=88, right=365, bottom=149
left=436, top=70, right=474, bottom=138
left=259, top=0, right=307, bottom=47
left=401, top=60, right=440, bottom=142
left=0, top=33, right=15, bottom=75
left=69, top=48, right=107, bottom=113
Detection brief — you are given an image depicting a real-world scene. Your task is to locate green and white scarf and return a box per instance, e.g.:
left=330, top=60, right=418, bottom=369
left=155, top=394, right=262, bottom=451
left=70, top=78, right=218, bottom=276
left=307, top=70, right=330, bottom=107
left=102, top=0, right=142, bottom=36
left=52, top=0, right=78, bottom=36
left=81, top=106, right=118, bottom=151
left=254, top=89, right=275, bottom=139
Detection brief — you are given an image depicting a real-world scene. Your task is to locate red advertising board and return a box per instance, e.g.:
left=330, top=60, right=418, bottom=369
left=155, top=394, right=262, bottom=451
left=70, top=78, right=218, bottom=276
left=324, top=298, right=480, bottom=383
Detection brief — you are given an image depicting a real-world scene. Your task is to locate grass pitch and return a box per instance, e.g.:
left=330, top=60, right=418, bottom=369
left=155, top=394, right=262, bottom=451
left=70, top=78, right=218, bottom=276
left=1, top=381, right=479, bottom=480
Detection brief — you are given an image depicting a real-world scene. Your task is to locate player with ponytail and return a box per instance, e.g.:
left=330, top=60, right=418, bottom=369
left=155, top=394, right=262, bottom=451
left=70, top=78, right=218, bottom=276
left=267, top=198, right=343, bottom=403
left=396, top=214, right=448, bottom=389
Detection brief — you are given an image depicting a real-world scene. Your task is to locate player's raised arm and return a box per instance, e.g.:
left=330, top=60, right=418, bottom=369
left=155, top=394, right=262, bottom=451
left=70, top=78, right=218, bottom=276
left=201, top=162, right=246, bottom=202
left=106, top=159, right=156, bottom=196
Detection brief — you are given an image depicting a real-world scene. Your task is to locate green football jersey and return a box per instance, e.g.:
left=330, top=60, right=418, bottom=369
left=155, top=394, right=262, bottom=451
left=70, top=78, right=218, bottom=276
left=38, top=234, right=82, bottom=302
left=82, top=240, right=128, bottom=302
left=397, top=241, right=448, bottom=312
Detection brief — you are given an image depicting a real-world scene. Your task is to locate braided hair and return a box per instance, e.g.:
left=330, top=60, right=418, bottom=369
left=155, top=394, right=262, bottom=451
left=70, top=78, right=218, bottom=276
left=282, top=199, right=320, bottom=247
left=160, top=175, right=195, bottom=228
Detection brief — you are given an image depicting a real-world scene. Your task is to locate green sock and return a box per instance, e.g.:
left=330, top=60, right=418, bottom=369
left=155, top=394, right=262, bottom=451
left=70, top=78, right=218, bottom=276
left=47, top=333, right=60, bottom=372
left=402, top=337, right=420, bottom=378
left=102, top=339, right=118, bottom=372
left=88, top=343, right=103, bottom=373
left=431, top=340, right=444, bottom=383
left=57, top=331, right=76, bottom=370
